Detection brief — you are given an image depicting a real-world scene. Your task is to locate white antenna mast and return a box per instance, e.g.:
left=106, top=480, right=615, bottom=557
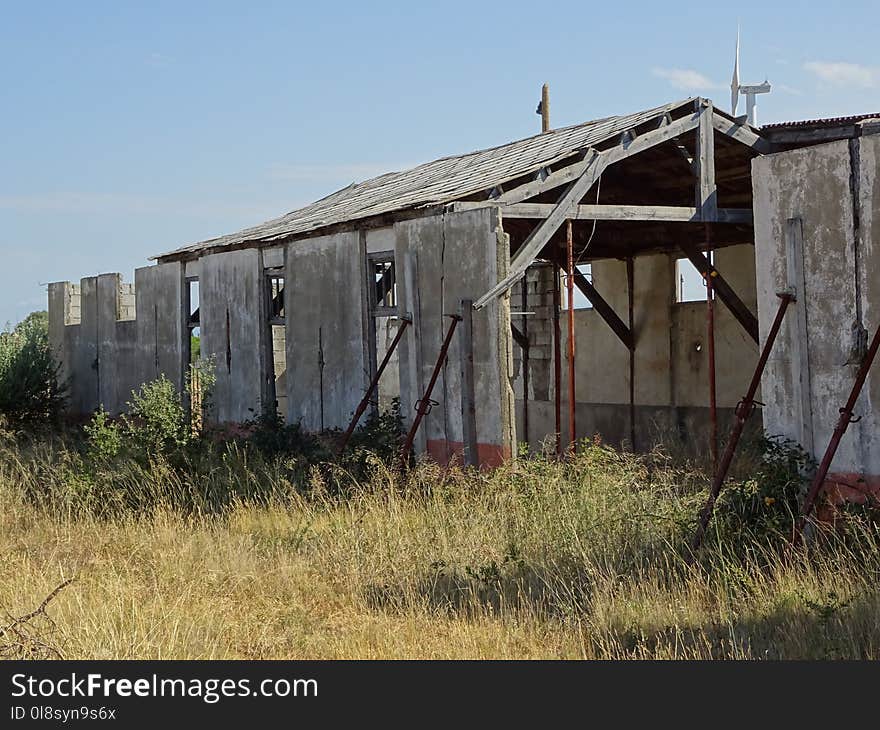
left=730, top=26, right=770, bottom=125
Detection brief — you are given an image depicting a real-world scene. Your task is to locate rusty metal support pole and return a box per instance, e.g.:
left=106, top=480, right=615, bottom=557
left=338, top=317, right=411, bottom=456
left=626, top=256, right=636, bottom=450
left=399, top=314, right=462, bottom=469
left=692, top=292, right=795, bottom=551
left=552, top=262, right=562, bottom=457
left=566, top=220, right=576, bottom=451
left=705, top=228, right=718, bottom=472
left=795, top=322, right=880, bottom=541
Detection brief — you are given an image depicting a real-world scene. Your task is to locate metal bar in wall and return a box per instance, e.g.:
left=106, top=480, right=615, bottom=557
left=705, top=226, right=718, bottom=472
left=795, top=322, right=880, bottom=542
left=338, top=317, right=412, bottom=456
left=691, top=292, right=795, bottom=551
left=552, top=262, right=562, bottom=457
left=399, top=314, right=462, bottom=468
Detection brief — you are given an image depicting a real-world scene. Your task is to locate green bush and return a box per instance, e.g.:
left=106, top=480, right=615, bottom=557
left=713, top=435, right=813, bottom=544
left=0, top=311, right=66, bottom=429
left=83, top=409, right=122, bottom=462
left=123, top=375, right=189, bottom=454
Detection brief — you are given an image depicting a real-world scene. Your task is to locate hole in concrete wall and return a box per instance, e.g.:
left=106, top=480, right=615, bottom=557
left=371, top=257, right=397, bottom=312
left=271, top=324, right=286, bottom=418
left=264, top=271, right=286, bottom=417
left=187, top=278, right=200, bottom=326
left=186, top=279, right=201, bottom=367
left=561, top=263, right=593, bottom=310
left=367, top=252, right=400, bottom=415
left=189, top=326, right=201, bottom=364
left=267, top=274, right=285, bottom=322
left=675, top=257, right=712, bottom=303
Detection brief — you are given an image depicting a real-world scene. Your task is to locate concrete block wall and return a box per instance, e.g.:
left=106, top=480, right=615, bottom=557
left=753, top=135, right=880, bottom=494
left=510, top=245, right=760, bottom=453
left=375, top=316, right=402, bottom=411
left=511, top=263, right=555, bottom=401
left=48, top=262, right=186, bottom=416
left=272, top=324, right=287, bottom=417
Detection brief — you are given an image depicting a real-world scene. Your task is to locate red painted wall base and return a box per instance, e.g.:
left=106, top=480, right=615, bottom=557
left=425, top=439, right=510, bottom=468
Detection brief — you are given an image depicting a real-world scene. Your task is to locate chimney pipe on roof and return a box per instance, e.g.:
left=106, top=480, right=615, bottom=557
left=536, top=83, right=550, bottom=133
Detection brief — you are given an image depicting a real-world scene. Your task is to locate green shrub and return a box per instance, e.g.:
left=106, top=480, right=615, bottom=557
left=83, top=409, right=122, bottom=462
left=0, top=311, right=66, bottom=429
left=713, top=435, right=813, bottom=544
left=123, top=375, right=189, bottom=454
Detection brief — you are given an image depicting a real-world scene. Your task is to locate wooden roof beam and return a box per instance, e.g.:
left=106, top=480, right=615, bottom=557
left=494, top=110, right=699, bottom=207
left=498, top=203, right=752, bottom=224
left=473, top=110, right=702, bottom=308
left=679, top=240, right=759, bottom=343
left=712, top=113, right=774, bottom=154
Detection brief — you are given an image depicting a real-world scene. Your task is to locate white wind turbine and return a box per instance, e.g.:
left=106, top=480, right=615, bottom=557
left=730, top=27, right=771, bottom=126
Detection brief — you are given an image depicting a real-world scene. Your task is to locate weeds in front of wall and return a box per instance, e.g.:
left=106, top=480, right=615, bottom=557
left=5, top=363, right=880, bottom=659
left=3, top=418, right=880, bottom=658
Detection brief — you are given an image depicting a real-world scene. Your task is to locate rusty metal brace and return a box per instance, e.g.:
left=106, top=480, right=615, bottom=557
left=414, top=397, right=439, bottom=416
left=399, top=314, right=462, bottom=469
left=337, top=315, right=412, bottom=456
left=691, top=291, right=795, bottom=552
left=795, top=321, right=880, bottom=543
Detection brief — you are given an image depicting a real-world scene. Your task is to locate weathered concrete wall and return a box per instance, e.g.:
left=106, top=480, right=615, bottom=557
left=753, top=135, right=880, bottom=487
left=285, top=231, right=368, bottom=431
left=200, top=249, right=268, bottom=423
left=48, top=262, right=186, bottom=415
left=395, top=207, right=515, bottom=465
left=47, top=281, right=82, bottom=409
left=511, top=245, right=759, bottom=453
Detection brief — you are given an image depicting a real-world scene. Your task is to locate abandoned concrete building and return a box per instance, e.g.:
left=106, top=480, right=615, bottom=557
left=48, top=97, right=880, bottom=497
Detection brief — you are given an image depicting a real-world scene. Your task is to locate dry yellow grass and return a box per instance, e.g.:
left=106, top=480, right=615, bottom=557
left=2, top=438, right=879, bottom=659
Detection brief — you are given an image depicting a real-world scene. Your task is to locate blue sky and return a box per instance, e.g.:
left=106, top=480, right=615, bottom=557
left=2, top=0, right=878, bottom=325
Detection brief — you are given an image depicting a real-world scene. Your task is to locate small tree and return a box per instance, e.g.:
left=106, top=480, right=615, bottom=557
left=0, top=311, right=66, bottom=428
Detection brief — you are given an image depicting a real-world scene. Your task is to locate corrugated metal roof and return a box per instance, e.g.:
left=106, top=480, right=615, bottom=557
left=155, top=98, right=695, bottom=260
left=762, top=113, right=880, bottom=130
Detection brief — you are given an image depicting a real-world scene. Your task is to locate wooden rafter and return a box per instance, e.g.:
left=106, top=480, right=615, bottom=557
left=679, top=240, right=759, bottom=343
left=711, top=114, right=773, bottom=154
left=695, top=99, right=718, bottom=220
left=510, top=322, right=529, bottom=350
left=487, top=203, right=752, bottom=224
left=474, top=152, right=607, bottom=308
left=473, top=111, right=702, bottom=309
left=570, top=263, right=633, bottom=351
left=495, top=151, right=598, bottom=206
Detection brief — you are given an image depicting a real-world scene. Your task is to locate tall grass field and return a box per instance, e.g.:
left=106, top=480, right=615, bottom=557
left=2, top=319, right=878, bottom=660
left=2, top=419, right=879, bottom=660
